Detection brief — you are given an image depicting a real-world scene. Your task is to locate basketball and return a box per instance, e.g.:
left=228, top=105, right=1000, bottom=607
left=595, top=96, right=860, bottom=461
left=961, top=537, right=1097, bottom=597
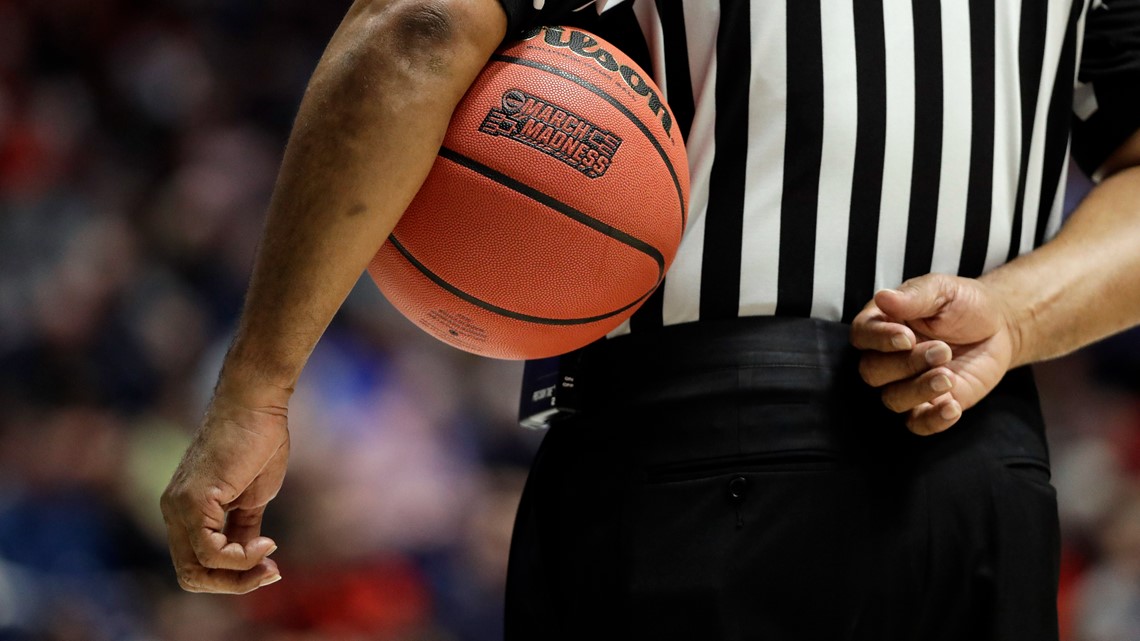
left=367, top=25, right=690, bottom=359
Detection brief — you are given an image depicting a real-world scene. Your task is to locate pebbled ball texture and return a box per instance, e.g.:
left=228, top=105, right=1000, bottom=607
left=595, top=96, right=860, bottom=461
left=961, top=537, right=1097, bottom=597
left=368, top=25, right=690, bottom=359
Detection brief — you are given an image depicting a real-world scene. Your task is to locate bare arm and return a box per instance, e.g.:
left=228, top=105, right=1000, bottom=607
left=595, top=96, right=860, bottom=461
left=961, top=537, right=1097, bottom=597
left=227, top=0, right=508, bottom=400
left=983, top=129, right=1140, bottom=367
left=161, top=0, right=507, bottom=594
left=851, top=129, right=1140, bottom=435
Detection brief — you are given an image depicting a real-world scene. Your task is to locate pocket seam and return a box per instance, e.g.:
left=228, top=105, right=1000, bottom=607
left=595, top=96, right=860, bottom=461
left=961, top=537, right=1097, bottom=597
left=644, top=450, right=842, bottom=484
left=1000, top=456, right=1053, bottom=487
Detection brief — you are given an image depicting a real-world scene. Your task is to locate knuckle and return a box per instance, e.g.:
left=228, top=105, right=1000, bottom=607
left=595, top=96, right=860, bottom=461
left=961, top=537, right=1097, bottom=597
left=197, top=554, right=227, bottom=570
left=906, top=415, right=934, bottom=436
left=228, top=510, right=260, bottom=528
left=158, top=489, right=177, bottom=516
left=160, top=485, right=193, bottom=517
left=858, top=359, right=877, bottom=385
left=922, top=423, right=947, bottom=436
left=935, top=415, right=961, bottom=433
left=190, top=544, right=223, bottom=568
left=859, top=355, right=896, bottom=388
left=881, top=391, right=906, bottom=414
left=907, top=352, right=928, bottom=376
left=176, top=574, right=199, bottom=593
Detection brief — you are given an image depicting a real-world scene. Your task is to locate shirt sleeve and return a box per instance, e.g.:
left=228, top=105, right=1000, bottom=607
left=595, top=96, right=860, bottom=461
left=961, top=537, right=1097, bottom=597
left=1072, top=0, right=1140, bottom=178
left=497, top=0, right=627, bottom=39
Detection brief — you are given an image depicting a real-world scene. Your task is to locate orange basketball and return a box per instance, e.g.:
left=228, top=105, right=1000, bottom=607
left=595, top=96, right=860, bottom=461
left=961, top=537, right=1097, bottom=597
left=368, top=25, right=689, bottom=359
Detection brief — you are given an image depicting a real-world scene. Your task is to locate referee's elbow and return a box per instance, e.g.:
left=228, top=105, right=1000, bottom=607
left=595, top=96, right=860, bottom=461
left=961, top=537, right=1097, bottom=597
left=342, top=0, right=507, bottom=76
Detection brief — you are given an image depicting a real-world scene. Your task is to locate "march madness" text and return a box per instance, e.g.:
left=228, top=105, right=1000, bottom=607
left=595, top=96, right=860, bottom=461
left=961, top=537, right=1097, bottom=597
left=478, top=89, right=622, bottom=179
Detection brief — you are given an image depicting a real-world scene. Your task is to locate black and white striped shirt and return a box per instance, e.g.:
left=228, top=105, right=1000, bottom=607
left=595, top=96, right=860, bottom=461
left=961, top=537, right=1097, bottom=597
left=501, top=0, right=1140, bottom=330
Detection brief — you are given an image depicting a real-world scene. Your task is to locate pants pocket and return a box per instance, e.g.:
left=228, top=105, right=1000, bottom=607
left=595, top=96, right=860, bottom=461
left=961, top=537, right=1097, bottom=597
left=628, top=453, right=868, bottom=640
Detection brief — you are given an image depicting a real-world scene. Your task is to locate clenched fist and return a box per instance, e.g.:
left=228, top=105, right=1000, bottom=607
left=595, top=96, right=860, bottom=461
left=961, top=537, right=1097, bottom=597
left=161, top=391, right=290, bottom=593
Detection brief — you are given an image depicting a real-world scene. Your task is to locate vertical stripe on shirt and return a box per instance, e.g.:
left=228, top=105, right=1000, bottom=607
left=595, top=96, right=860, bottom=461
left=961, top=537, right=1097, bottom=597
left=901, top=0, right=944, bottom=280
left=809, top=0, right=859, bottom=320
left=629, top=0, right=697, bottom=332
left=1005, top=0, right=1048, bottom=262
left=654, top=0, right=696, bottom=140
left=929, top=0, right=973, bottom=276
left=700, top=0, right=751, bottom=320
left=842, top=0, right=889, bottom=322
left=1034, top=0, right=1084, bottom=247
left=736, top=0, right=787, bottom=317
left=661, top=0, right=721, bottom=326
left=873, top=0, right=917, bottom=294
left=774, top=0, right=824, bottom=317
left=958, top=0, right=997, bottom=278
left=982, top=0, right=1022, bottom=274
left=1017, top=0, right=1072, bottom=255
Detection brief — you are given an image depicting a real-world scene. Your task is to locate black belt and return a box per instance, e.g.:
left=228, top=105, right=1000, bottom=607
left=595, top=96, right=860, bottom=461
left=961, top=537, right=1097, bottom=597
left=520, top=316, right=1050, bottom=468
left=575, top=316, right=862, bottom=410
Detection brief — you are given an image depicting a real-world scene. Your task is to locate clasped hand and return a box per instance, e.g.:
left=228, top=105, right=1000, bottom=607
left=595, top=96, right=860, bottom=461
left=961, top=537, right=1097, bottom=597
left=850, top=273, right=1022, bottom=435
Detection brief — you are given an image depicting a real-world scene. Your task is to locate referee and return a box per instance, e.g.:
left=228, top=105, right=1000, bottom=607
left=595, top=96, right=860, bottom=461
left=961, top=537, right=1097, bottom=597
left=159, top=0, right=1140, bottom=639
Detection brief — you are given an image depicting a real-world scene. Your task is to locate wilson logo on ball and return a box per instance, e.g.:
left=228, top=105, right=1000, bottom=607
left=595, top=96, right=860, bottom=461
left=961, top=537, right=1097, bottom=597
left=478, top=88, right=622, bottom=178
left=521, top=25, right=674, bottom=138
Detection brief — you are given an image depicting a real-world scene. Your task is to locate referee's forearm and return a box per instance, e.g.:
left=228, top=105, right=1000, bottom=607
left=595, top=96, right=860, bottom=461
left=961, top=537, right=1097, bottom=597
left=219, top=0, right=506, bottom=398
left=981, top=161, right=1140, bottom=369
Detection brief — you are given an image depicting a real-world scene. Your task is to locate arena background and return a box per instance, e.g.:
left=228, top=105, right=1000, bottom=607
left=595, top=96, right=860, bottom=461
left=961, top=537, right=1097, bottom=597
left=0, top=1, right=1138, bottom=639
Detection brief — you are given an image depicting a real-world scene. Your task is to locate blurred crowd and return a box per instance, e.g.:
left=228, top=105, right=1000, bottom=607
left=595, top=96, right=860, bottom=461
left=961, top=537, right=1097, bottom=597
left=0, top=1, right=540, bottom=639
left=0, top=0, right=1138, bottom=639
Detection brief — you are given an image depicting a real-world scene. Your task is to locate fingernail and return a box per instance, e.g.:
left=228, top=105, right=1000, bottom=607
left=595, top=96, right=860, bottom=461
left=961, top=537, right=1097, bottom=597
left=925, top=344, right=951, bottom=365
left=891, top=334, right=913, bottom=350
left=266, top=545, right=278, bottom=557
left=931, top=374, right=952, bottom=392
left=259, top=574, right=282, bottom=588
left=940, top=403, right=961, bottom=420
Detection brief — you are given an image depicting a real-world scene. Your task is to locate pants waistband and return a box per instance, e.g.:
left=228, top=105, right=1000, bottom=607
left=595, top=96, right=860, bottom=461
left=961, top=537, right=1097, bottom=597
left=575, top=317, right=863, bottom=410
left=566, top=317, right=1049, bottom=466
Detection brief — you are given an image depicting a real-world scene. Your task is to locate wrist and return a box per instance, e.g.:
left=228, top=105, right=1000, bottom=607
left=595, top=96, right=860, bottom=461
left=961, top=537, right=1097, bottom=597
left=214, top=341, right=299, bottom=410
left=979, top=268, right=1041, bottom=369
left=1000, top=292, right=1032, bottom=369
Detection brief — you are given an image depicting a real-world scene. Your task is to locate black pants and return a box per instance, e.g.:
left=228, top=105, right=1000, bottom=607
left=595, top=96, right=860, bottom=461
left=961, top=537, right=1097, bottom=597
left=505, top=317, right=1060, bottom=641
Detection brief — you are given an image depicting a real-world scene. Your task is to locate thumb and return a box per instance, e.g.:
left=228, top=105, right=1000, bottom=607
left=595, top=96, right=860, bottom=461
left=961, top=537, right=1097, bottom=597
left=874, top=274, right=958, bottom=322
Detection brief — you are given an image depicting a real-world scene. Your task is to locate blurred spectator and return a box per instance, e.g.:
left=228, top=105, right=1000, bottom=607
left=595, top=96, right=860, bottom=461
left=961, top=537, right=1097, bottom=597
left=0, top=1, right=1137, bottom=640
left=0, top=1, right=534, bottom=639
left=1072, top=486, right=1140, bottom=641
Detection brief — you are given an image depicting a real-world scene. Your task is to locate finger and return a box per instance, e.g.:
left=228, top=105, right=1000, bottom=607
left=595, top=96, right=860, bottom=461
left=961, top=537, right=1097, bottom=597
left=188, top=522, right=277, bottom=572
left=858, top=341, right=953, bottom=388
left=168, top=517, right=281, bottom=594
left=223, top=506, right=273, bottom=551
left=168, top=481, right=275, bottom=572
left=850, top=307, right=917, bottom=352
left=874, top=274, right=957, bottom=322
left=905, top=395, right=963, bottom=436
left=880, top=366, right=956, bottom=414
left=182, top=559, right=282, bottom=594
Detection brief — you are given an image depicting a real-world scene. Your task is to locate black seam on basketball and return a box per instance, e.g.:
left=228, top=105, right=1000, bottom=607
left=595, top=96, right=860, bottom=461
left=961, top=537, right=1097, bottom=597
left=387, top=234, right=658, bottom=326
left=438, top=146, right=664, bottom=275
left=490, top=53, right=687, bottom=233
